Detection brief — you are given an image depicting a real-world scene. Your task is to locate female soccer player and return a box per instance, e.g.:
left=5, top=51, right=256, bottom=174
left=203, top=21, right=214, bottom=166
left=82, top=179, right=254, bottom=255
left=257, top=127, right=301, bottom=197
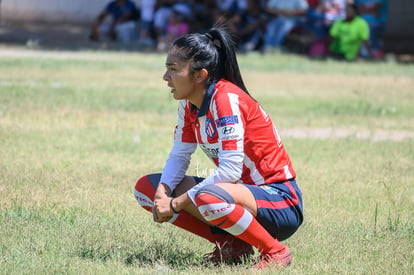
left=134, top=26, right=303, bottom=269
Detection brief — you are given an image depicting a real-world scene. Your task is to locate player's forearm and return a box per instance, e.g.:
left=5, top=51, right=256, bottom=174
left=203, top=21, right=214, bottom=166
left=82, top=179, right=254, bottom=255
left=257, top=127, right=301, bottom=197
left=155, top=183, right=172, bottom=199
left=171, top=192, right=192, bottom=213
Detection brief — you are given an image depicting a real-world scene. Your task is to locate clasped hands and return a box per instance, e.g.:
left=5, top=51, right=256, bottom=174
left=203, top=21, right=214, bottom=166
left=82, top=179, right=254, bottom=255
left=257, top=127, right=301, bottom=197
left=153, top=195, right=175, bottom=223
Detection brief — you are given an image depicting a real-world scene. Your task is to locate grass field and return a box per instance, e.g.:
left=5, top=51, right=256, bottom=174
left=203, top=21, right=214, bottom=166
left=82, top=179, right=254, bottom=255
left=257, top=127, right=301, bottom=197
left=0, top=49, right=413, bottom=274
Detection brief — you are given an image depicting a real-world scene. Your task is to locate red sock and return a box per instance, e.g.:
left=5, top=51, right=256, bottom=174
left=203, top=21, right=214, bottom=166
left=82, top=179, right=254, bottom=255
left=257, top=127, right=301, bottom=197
left=195, top=192, right=285, bottom=253
left=134, top=175, right=233, bottom=244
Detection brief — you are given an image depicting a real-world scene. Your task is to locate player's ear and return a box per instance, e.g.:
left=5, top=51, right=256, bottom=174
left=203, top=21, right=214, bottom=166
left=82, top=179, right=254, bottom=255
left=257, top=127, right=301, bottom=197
left=195, top=69, right=208, bottom=84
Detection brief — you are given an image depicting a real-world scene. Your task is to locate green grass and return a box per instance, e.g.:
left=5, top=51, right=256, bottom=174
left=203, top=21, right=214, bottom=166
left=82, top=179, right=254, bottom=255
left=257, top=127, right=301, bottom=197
left=0, top=49, right=413, bottom=274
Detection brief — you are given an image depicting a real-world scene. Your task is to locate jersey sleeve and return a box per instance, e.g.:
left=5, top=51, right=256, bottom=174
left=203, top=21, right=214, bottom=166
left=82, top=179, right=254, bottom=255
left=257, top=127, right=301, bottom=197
left=187, top=92, right=245, bottom=202
left=160, top=100, right=197, bottom=191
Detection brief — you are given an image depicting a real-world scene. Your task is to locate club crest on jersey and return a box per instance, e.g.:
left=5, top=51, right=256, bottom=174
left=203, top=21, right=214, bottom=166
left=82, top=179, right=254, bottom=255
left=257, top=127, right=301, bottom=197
left=216, top=115, right=239, bottom=127
left=205, top=117, right=217, bottom=138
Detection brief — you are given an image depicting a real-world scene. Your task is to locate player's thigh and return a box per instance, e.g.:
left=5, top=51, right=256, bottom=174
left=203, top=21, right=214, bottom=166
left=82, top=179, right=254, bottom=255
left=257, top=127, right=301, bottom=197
left=214, top=183, right=258, bottom=216
left=173, top=176, right=204, bottom=196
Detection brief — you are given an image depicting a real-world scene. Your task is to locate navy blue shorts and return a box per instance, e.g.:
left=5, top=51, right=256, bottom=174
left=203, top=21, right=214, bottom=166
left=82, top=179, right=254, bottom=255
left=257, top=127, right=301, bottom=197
left=244, top=179, right=304, bottom=241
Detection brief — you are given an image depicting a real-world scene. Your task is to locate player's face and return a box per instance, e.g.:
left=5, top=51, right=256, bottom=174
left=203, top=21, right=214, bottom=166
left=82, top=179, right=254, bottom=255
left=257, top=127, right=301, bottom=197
left=163, top=51, right=197, bottom=101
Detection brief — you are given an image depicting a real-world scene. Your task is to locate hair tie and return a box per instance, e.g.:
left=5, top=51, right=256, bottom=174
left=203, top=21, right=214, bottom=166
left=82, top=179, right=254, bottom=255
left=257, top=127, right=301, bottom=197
left=205, top=33, right=221, bottom=49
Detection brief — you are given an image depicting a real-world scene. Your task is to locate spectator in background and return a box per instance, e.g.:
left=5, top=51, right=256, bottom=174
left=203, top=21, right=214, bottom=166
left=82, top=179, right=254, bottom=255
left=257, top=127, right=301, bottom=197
left=329, top=3, right=373, bottom=60
left=306, top=0, right=346, bottom=58
left=323, top=0, right=346, bottom=25
left=153, top=1, right=192, bottom=48
left=306, top=0, right=346, bottom=34
left=356, top=0, right=388, bottom=58
left=138, top=0, right=156, bottom=47
left=191, top=0, right=220, bottom=33
left=228, top=0, right=266, bottom=52
left=217, top=0, right=248, bottom=18
left=89, top=0, right=139, bottom=44
left=156, top=8, right=190, bottom=51
left=262, top=0, right=309, bottom=53
left=306, top=0, right=319, bottom=9
left=153, top=0, right=175, bottom=48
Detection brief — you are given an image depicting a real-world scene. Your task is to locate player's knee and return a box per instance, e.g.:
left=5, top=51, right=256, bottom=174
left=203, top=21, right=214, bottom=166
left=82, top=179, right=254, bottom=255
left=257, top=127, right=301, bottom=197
left=134, top=175, right=147, bottom=192
left=194, top=184, right=234, bottom=205
left=194, top=184, right=236, bottom=224
left=134, top=174, right=159, bottom=210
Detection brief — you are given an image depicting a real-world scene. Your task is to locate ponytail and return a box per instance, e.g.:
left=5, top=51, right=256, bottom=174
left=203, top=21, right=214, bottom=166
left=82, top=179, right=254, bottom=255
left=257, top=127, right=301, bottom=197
left=171, top=24, right=252, bottom=97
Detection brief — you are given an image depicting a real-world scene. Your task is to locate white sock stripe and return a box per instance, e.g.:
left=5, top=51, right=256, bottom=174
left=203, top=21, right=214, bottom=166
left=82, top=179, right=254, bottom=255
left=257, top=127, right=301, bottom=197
left=198, top=202, right=235, bottom=221
left=133, top=189, right=180, bottom=223
left=224, top=208, right=253, bottom=236
left=133, top=189, right=153, bottom=208
left=168, top=213, right=179, bottom=224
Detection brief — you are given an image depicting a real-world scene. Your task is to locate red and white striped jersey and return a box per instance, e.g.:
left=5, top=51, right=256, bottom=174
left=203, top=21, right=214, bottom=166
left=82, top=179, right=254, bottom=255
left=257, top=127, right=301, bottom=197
left=160, top=79, right=296, bottom=199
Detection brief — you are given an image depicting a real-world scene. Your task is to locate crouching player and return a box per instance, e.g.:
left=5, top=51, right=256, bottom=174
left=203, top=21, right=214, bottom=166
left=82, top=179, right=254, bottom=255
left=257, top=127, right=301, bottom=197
left=134, top=25, right=303, bottom=269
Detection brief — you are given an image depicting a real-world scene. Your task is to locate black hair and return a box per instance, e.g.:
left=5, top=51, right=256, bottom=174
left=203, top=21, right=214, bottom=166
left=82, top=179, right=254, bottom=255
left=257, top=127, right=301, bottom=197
left=347, top=3, right=359, bottom=15
left=170, top=25, right=251, bottom=97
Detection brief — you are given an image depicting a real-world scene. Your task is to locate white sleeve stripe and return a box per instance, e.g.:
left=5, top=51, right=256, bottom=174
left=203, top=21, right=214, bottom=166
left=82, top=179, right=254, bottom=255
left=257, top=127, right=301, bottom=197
left=227, top=93, right=240, bottom=117
left=284, top=164, right=293, bottom=179
left=227, top=93, right=244, bottom=151
left=174, top=100, right=187, bottom=141
left=243, top=154, right=265, bottom=185
left=198, top=116, right=207, bottom=143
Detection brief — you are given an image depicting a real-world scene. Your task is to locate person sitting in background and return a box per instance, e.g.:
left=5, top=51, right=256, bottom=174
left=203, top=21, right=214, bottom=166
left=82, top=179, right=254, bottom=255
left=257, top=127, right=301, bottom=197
left=153, top=0, right=175, bottom=49
left=306, top=0, right=346, bottom=33
left=138, top=0, right=156, bottom=47
left=306, top=0, right=346, bottom=58
left=155, top=1, right=192, bottom=51
left=153, top=1, right=192, bottom=49
left=228, top=0, right=266, bottom=52
left=89, top=0, right=139, bottom=44
left=156, top=8, right=190, bottom=51
left=262, top=0, right=309, bottom=53
left=191, top=0, right=220, bottom=33
left=306, top=0, right=319, bottom=9
left=329, top=3, right=373, bottom=61
left=217, top=0, right=248, bottom=18
left=323, top=0, right=346, bottom=25
left=356, top=0, right=388, bottom=58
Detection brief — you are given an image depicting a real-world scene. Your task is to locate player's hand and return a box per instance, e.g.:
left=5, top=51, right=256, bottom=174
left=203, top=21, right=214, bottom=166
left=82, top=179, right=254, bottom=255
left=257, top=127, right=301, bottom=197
left=153, top=196, right=173, bottom=223
left=152, top=205, right=172, bottom=223
left=152, top=183, right=174, bottom=223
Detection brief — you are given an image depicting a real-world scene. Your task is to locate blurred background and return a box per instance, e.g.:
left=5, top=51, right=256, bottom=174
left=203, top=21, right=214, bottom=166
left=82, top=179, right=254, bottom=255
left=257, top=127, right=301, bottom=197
left=0, top=0, right=413, bottom=60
